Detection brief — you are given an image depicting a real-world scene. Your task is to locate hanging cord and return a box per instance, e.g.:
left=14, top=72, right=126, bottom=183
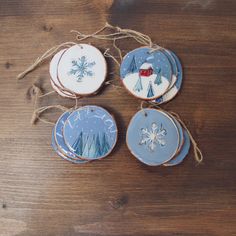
left=29, top=83, right=75, bottom=125
left=140, top=101, right=203, bottom=164
left=38, top=90, right=56, bottom=98
left=17, top=23, right=164, bottom=81
left=31, top=105, right=70, bottom=125
left=169, top=111, right=203, bottom=164
left=16, top=42, right=76, bottom=80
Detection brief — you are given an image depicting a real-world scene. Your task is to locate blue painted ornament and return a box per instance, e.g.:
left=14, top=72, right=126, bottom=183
left=63, top=106, right=118, bottom=160
left=155, top=50, right=183, bottom=104
left=51, top=127, right=88, bottom=164
left=54, top=111, right=88, bottom=163
left=126, top=108, right=180, bottom=166
left=120, top=47, right=172, bottom=100
left=164, top=129, right=190, bottom=166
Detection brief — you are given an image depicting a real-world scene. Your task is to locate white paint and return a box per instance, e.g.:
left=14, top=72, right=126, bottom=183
left=49, top=49, right=74, bottom=98
left=123, top=72, right=169, bottom=99
left=57, top=44, right=107, bottom=95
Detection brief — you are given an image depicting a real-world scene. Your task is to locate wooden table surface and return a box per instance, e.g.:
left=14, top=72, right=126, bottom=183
left=0, top=1, right=235, bottom=235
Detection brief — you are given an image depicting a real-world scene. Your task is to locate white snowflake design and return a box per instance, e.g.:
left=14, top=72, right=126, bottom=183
left=69, top=56, right=96, bottom=82
left=139, top=122, right=167, bottom=151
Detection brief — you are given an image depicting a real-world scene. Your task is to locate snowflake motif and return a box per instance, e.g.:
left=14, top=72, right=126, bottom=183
left=139, top=122, right=167, bottom=151
left=69, top=56, right=96, bottom=82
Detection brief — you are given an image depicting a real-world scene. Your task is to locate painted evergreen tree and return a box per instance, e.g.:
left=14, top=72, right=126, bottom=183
left=88, top=134, right=96, bottom=158
left=154, top=67, right=162, bottom=85
left=147, top=81, right=155, bottom=98
left=101, top=133, right=110, bottom=156
left=72, top=131, right=83, bottom=155
left=133, top=76, right=143, bottom=92
left=82, top=135, right=90, bottom=157
left=127, top=56, right=138, bottom=74
left=95, top=134, right=102, bottom=157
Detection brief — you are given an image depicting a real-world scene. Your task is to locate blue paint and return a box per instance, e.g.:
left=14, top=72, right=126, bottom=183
left=126, top=109, right=180, bottom=166
left=120, top=47, right=172, bottom=81
left=54, top=111, right=88, bottom=163
left=120, top=47, right=173, bottom=100
left=155, top=50, right=183, bottom=103
left=164, top=129, right=190, bottom=166
left=64, top=106, right=117, bottom=160
left=170, top=50, right=183, bottom=90
left=51, top=127, right=88, bottom=164
left=171, top=115, right=184, bottom=152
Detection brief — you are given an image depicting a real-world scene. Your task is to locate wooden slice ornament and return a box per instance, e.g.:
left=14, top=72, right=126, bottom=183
left=167, top=113, right=184, bottom=156
left=49, top=49, right=76, bottom=98
left=57, top=44, right=107, bottom=96
left=120, top=47, right=173, bottom=100
left=162, top=49, right=178, bottom=90
left=164, top=128, right=190, bottom=166
left=51, top=127, right=88, bottom=164
left=63, top=105, right=118, bottom=161
left=155, top=51, right=183, bottom=104
left=126, top=108, right=180, bottom=166
left=54, top=111, right=88, bottom=163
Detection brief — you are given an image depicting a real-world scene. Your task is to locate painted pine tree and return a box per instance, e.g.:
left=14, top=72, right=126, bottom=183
left=82, top=135, right=90, bottom=157
left=133, top=76, right=143, bottom=92
left=95, top=134, right=102, bottom=157
left=147, top=81, right=155, bottom=98
left=154, top=67, right=162, bottom=85
left=88, top=134, right=96, bottom=158
left=127, top=56, right=138, bottom=74
left=101, top=133, right=110, bottom=156
left=72, top=131, right=83, bottom=155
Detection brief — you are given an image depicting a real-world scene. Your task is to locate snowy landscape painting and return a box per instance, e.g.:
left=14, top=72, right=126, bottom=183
left=72, top=132, right=111, bottom=158
left=64, top=106, right=118, bottom=160
left=120, top=47, right=172, bottom=100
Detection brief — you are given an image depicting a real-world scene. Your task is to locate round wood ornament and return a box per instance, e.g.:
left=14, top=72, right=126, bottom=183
left=168, top=113, right=184, bottom=155
left=49, top=49, right=75, bottom=98
left=164, top=128, right=190, bottom=166
left=57, top=44, right=107, bottom=96
left=155, top=51, right=183, bottom=104
left=51, top=127, right=88, bottom=164
left=54, top=111, right=88, bottom=163
left=126, top=108, right=180, bottom=166
left=120, top=47, right=172, bottom=100
left=63, top=105, right=118, bottom=160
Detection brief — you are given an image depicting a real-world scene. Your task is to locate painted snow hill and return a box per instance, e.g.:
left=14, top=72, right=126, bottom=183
left=63, top=106, right=118, bottom=160
left=155, top=50, right=183, bottom=104
left=120, top=47, right=172, bottom=100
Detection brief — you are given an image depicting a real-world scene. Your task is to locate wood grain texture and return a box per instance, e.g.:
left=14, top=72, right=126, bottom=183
left=0, top=0, right=235, bottom=235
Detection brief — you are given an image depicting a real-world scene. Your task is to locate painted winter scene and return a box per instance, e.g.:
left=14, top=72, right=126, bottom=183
left=155, top=50, right=182, bottom=104
left=120, top=47, right=172, bottom=100
left=64, top=106, right=117, bottom=160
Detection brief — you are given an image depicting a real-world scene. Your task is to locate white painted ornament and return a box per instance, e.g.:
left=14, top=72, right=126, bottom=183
left=57, top=44, right=107, bottom=96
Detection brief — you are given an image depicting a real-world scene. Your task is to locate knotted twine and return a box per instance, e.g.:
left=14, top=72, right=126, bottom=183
left=17, top=22, right=203, bottom=164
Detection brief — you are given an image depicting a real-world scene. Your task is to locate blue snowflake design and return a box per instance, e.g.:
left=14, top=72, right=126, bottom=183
left=69, top=56, right=96, bottom=82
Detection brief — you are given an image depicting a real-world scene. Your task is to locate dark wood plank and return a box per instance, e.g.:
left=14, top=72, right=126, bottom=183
left=0, top=0, right=235, bottom=235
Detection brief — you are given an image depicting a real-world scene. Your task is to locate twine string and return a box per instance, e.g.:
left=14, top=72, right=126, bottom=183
left=31, top=105, right=69, bottom=125
left=38, top=90, right=55, bottom=98
left=169, top=111, right=203, bottom=164
left=17, top=42, right=76, bottom=80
